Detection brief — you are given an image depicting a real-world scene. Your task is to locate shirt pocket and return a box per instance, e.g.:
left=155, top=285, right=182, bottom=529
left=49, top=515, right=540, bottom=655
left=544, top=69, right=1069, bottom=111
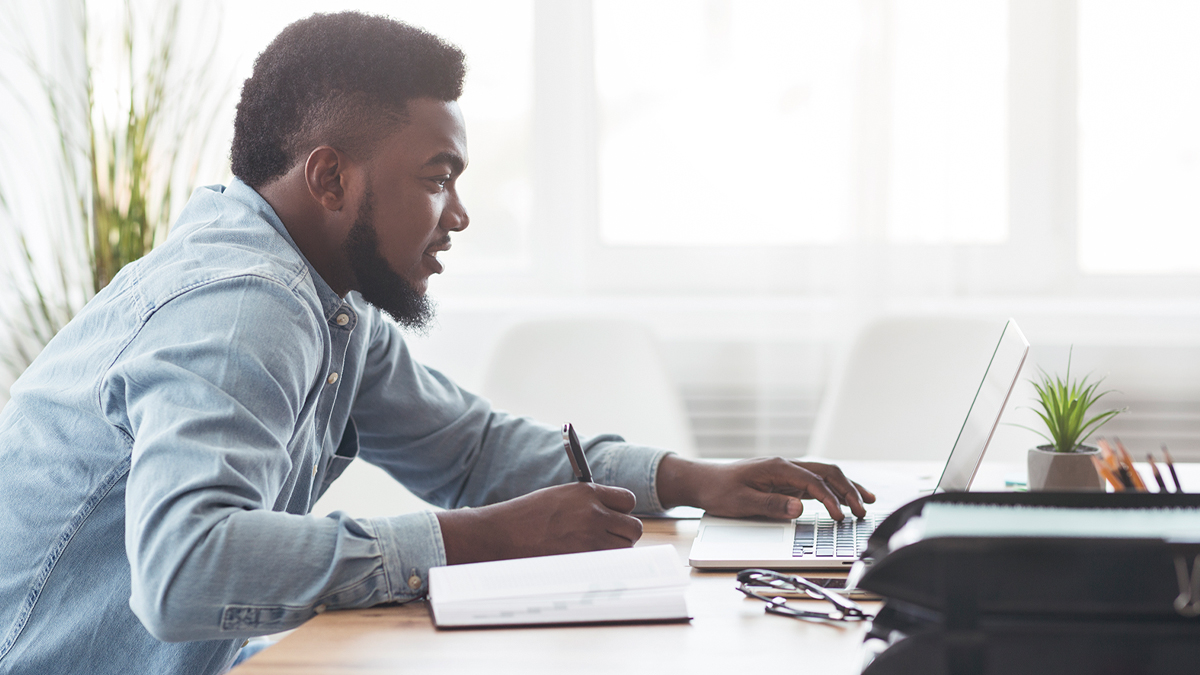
left=317, top=416, right=359, bottom=499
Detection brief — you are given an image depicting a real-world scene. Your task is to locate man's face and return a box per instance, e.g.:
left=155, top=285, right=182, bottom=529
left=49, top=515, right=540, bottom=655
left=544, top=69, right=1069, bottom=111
left=343, top=98, right=469, bottom=328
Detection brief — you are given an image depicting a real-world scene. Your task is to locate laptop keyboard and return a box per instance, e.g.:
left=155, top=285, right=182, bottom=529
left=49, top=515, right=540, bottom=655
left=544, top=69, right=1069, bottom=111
left=792, top=512, right=891, bottom=558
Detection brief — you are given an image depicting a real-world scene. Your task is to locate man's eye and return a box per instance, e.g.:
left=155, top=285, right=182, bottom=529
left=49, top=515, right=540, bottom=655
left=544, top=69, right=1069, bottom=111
left=430, top=175, right=451, bottom=188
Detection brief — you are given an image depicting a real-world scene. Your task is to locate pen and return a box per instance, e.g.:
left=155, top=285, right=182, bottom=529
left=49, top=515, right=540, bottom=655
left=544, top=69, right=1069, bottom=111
left=1147, top=454, right=1170, bottom=493
left=1163, top=445, right=1184, bottom=493
left=562, top=423, right=592, bottom=483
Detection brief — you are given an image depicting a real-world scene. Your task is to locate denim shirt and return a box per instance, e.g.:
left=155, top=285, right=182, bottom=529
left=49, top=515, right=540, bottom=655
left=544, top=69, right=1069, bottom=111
left=0, top=179, right=669, bottom=675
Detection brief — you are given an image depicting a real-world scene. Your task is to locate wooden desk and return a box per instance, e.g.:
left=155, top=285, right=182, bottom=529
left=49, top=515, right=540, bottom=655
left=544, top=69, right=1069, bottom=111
left=234, top=518, right=875, bottom=675
left=236, top=459, right=1200, bottom=674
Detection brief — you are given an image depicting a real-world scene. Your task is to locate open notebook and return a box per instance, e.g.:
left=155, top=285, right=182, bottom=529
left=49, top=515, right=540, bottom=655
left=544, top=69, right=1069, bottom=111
left=428, top=545, right=691, bottom=628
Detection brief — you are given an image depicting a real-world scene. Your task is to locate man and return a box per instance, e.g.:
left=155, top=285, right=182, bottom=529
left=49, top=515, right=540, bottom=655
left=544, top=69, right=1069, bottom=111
left=0, top=12, right=872, bottom=675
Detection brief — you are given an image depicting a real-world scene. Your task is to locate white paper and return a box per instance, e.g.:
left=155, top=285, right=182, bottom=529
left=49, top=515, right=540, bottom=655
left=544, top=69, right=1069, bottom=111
left=428, top=545, right=690, bottom=627
left=908, top=503, right=1200, bottom=543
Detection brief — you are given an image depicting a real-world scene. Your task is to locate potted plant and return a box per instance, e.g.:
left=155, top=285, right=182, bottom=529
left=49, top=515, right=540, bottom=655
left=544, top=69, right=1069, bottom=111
left=0, top=1, right=224, bottom=396
left=1018, top=355, right=1125, bottom=491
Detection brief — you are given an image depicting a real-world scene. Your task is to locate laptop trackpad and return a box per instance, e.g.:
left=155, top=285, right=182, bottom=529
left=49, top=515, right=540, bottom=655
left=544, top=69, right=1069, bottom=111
left=702, top=525, right=787, bottom=544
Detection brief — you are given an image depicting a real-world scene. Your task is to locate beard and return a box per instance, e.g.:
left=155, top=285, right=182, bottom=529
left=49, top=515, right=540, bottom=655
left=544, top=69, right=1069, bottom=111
left=342, top=188, right=435, bottom=331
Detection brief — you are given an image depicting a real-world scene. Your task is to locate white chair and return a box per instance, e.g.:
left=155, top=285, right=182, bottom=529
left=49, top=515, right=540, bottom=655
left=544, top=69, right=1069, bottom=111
left=480, top=318, right=698, bottom=458
left=806, top=315, right=1009, bottom=461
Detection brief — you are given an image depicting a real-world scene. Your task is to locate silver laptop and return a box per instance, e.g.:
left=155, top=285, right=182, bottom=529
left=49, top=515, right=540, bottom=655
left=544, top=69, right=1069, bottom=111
left=688, top=318, right=1030, bottom=569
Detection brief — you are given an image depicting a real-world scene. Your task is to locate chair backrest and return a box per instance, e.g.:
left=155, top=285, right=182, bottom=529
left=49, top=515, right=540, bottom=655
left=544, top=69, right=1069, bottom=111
left=806, top=315, right=1008, bottom=461
left=480, top=318, right=698, bottom=458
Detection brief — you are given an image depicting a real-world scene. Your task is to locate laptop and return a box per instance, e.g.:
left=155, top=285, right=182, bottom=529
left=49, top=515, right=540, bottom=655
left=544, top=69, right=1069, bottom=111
left=688, top=318, right=1030, bottom=569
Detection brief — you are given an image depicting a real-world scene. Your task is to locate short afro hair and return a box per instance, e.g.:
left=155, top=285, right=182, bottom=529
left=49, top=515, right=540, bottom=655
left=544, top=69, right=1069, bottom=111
left=231, top=12, right=466, bottom=187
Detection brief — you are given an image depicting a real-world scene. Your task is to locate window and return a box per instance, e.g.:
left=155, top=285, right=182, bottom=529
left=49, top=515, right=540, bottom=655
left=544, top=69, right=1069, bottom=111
left=594, top=0, right=860, bottom=245
left=593, top=0, right=1008, bottom=247
left=885, top=0, right=1007, bottom=244
left=1078, top=0, right=1200, bottom=274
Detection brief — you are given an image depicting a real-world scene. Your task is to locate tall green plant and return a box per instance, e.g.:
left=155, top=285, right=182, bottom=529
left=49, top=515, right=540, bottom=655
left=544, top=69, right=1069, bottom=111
left=1015, top=351, right=1125, bottom=453
left=0, top=1, right=223, bottom=390
left=88, top=0, right=195, bottom=292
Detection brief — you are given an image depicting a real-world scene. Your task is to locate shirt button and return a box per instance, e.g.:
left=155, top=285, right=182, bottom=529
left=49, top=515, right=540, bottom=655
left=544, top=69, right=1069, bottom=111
left=312, top=462, right=318, bottom=477
left=314, top=604, right=327, bottom=614
left=326, top=372, right=339, bottom=385
left=407, top=574, right=422, bottom=590
left=335, top=313, right=349, bottom=326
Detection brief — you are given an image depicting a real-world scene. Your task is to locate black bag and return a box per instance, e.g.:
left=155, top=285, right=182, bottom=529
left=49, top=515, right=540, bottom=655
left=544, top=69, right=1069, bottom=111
left=856, top=492, right=1200, bottom=675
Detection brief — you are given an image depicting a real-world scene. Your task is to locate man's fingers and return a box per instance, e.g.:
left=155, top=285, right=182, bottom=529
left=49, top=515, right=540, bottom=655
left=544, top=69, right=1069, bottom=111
left=751, top=491, right=804, bottom=520
left=852, top=480, right=877, bottom=504
left=593, top=484, right=637, bottom=513
left=806, top=479, right=847, bottom=521
left=797, top=462, right=872, bottom=518
left=589, top=484, right=641, bottom=545
left=601, top=510, right=644, bottom=546
left=758, top=461, right=846, bottom=520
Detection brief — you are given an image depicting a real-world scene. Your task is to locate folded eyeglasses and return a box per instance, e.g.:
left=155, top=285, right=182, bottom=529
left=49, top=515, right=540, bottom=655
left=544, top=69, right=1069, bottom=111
left=736, top=569, right=873, bottom=623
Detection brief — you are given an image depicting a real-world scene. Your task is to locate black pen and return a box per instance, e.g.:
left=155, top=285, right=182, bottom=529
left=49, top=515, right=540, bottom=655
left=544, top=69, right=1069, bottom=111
left=562, top=423, right=592, bottom=483
left=1148, top=454, right=1170, bottom=493
left=1163, top=445, right=1184, bottom=493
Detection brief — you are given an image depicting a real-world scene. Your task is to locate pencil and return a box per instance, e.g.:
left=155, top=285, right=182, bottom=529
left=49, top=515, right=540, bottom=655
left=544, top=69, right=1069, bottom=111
left=1098, top=438, right=1121, bottom=473
left=1147, top=454, right=1170, bottom=493
left=1092, top=455, right=1125, bottom=492
left=1114, top=439, right=1148, bottom=491
left=1163, top=445, right=1184, bottom=493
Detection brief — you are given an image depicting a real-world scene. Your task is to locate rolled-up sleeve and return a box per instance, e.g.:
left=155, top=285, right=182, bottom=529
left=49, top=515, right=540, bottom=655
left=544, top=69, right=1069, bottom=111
left=367, top=511, right=446, bottom=598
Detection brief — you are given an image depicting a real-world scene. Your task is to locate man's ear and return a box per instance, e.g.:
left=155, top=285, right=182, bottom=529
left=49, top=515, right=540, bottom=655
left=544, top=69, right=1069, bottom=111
left=303, top=146, right=348, bottom=212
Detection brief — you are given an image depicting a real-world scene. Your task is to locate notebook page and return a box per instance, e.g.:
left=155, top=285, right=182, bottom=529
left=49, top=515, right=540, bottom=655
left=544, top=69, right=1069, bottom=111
left=429, top=544, right=687, bottom=604
left=441, top=586, right=690, bottom=626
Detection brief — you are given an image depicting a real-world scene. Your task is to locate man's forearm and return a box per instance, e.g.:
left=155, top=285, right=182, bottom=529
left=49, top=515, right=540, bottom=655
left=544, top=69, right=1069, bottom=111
left=655, top=453, right=707, bottom=509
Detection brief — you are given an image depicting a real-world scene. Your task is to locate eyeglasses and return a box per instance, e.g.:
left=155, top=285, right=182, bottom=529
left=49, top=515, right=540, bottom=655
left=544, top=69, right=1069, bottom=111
left=736, top=569, right=873, bottom=623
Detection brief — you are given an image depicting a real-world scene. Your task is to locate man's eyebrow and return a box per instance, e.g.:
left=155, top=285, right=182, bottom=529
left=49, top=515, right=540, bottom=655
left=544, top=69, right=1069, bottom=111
left=424, top=151, right=465, bottom=175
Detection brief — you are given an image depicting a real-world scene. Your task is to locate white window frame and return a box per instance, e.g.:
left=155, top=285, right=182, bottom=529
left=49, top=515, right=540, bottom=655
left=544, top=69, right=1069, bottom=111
left=432, top=0, right=1200, bottom=306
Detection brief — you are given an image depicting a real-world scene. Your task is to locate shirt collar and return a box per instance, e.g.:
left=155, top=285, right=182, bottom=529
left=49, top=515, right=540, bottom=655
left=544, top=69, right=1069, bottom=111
left=224, top=177, right=348, bottom=320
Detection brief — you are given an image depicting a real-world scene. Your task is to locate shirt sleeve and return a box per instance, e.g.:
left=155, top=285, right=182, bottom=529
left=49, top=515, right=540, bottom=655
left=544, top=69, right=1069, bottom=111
left=346, top=304, right=674, bottom=516
left=107, top=275, right=438, bottom=642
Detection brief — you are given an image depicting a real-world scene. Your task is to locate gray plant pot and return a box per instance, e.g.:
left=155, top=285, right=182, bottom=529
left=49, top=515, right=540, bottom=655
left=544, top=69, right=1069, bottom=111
left=1027, top=445, right=1105, bottom=492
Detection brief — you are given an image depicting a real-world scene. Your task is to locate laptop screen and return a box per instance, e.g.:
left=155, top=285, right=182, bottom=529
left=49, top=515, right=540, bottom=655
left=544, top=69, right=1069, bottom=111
left=935, top=319, right=1030, bottom=492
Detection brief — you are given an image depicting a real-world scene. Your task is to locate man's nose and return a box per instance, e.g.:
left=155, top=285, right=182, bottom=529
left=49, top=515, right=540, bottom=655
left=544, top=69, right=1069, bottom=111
left=443, top=196, right=469, bottom=232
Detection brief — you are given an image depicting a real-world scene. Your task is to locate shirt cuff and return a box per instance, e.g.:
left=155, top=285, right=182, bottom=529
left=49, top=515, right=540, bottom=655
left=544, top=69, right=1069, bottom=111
left=366, top=510, right=447, bottom=601
left=589, top=442, right=673, bottom=515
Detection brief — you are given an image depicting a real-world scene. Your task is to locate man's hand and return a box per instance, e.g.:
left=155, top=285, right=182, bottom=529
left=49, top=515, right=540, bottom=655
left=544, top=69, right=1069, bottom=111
left=436, top=483, right=643, bottom=565
left=656, top=455, right=877, bottom=521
